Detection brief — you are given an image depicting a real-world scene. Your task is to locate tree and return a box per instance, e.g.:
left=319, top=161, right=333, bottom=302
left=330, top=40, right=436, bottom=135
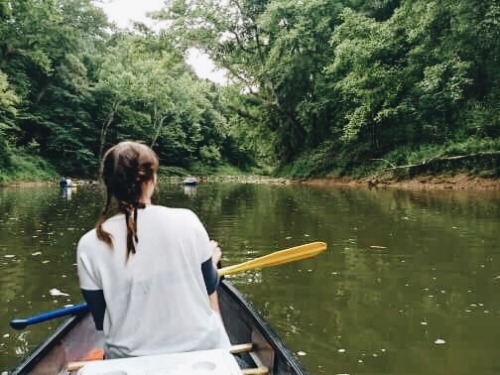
left=0, top=70, right=19, bottom=170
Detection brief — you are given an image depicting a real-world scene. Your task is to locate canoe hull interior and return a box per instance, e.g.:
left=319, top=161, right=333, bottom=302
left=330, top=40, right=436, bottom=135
left=11, top=281, right=307, bottom=374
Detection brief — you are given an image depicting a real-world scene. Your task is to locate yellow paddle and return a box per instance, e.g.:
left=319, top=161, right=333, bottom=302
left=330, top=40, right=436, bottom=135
left=218, top=241, right=327, bottom=276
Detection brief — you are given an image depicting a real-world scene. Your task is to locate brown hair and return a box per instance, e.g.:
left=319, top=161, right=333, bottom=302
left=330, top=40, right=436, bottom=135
left=96, top=141, right=159, bottom=260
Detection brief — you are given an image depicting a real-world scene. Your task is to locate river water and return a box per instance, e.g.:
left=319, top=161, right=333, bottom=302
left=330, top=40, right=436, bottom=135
left=1, top=182, right=499, bottom=374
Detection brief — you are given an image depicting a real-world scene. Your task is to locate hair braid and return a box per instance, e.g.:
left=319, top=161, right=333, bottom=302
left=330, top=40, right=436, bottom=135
left=96, top=141, right=159, bottom=262
left=96, top=186, right=114, bottom=248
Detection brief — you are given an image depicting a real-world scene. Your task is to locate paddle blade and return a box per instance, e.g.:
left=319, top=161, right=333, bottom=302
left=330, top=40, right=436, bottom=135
left=218, top=242, right=327, bottom=276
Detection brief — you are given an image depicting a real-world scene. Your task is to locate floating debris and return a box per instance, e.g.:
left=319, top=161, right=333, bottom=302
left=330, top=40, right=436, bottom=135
left=369, top=245, right=387, bottom=249
left=4, top=255, right=15, bottom=258
left=420, top=321, right=428, bottom=326
left=434, top=339, right=446, bottom=345
left=31, top=252, right=42, bottom=256
left=338, top=349, right=346, bottom=353
left=49, top=288, right=69, bottom=297
left=297, top=351, right=307, bottom=356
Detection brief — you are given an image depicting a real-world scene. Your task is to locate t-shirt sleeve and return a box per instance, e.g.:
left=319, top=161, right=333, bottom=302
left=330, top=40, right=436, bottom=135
left=77, top=239, right=101, bottom=291
left=201, top=257, right=219, bottom=295
left=185, top=210, right=220, bottom=294
left=188, top=210, right=214, bottom=263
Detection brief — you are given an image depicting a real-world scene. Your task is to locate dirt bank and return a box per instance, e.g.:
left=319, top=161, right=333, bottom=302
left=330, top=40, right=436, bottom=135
left=297, top=173, right=500, bottom=191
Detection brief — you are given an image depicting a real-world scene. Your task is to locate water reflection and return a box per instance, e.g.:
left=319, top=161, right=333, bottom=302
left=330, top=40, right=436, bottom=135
left=60, top=186, right=74, bottom=200
left=183, top=185, right=197, bottom=198
left=1, top=183, right=499, bottom=374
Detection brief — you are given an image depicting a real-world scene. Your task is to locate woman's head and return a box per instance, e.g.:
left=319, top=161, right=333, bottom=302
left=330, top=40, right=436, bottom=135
left=101, top=141, right=159, bottom=204
left=97, top=141, right=159, bottom=259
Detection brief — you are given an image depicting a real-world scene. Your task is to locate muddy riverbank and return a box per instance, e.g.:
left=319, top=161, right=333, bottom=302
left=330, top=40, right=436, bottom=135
left=297, top=173, right=500, bottom=191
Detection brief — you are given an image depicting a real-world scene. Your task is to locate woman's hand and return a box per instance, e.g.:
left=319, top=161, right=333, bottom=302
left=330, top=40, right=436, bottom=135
left=210, top=240, right=222, bottom=265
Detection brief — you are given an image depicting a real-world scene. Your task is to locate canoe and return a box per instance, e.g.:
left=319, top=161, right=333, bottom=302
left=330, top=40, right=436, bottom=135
left=11, top=280, right=307, bottom=374
left=182, top=176, right=199, bottom=186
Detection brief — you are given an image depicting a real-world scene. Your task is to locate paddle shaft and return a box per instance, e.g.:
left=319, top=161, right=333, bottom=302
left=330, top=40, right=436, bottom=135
left=10, top=242, right=327, bottom=330
left=10, top=303, right=89, bottom=330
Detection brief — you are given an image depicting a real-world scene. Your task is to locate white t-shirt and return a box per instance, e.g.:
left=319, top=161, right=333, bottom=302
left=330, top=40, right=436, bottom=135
left=77, top=205, right=231, bottom=359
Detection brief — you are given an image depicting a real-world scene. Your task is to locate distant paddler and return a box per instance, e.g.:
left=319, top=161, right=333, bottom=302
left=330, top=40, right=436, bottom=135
left=59, top=177, right=73, bottom=188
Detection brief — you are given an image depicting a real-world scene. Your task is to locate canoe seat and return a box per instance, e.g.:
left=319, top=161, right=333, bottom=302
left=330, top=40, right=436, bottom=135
left=230, top=342, right=269, bottom=375
left=241, top=366, right=270, bottom=374
left=230, top=343, right=253, bottom=354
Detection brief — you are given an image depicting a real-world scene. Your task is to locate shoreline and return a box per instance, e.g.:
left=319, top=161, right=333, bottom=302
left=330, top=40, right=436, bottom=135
left=296, top=173, right=500, bottom=191
left=2, top=174, right=499, bottom=191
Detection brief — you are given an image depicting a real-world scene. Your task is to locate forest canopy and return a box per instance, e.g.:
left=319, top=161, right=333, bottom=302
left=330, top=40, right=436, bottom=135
left=0, top=0, right=498, bottom=182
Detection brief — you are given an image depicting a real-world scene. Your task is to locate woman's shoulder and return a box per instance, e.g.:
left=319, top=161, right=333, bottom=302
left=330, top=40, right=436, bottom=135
left=77, top=228, right=100, bottom=253
left=148, top=206, right=204, bottom=231
left=149, top=205, right=198, bottom=219
left=79, top=227, right=97, bottom=242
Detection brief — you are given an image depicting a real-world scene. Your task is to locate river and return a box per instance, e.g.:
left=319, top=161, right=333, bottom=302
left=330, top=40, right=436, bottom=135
left=1, top=182, right=499, bottom=374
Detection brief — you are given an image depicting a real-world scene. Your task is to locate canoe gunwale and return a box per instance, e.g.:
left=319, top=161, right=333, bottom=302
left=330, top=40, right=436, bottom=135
left=220, top=281, right=308, bottom=374
left=12, top=312, right=84, bottom=374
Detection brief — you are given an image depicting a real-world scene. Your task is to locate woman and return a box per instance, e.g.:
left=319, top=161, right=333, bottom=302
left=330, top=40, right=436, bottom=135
left=77, top=141, right=230, bottom=359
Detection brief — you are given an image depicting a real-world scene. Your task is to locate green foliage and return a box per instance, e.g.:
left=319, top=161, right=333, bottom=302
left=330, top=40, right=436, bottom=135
left=0, top=0, right=255, bottom=180
left=199, top=145, right=222, bottom=166
left=278, top=141, right=339, bottom=178
left=1, top=0, right=499, bottom=182
left=0, top=70, right=19, bottom=170
left=158, top=165, right=191, bottom=177
left=0, top=152, right=58, bottom=184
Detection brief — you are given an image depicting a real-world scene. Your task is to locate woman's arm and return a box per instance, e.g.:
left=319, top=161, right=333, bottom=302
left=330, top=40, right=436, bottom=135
left=208, top=291, right=221, bottom=314
left=81, top=289, right=106, bottom=330
left=202, top=240, right=223, bottom=314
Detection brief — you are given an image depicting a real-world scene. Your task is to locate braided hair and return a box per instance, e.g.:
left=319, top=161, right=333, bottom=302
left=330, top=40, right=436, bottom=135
left=96, top=141, right=159, bottom=260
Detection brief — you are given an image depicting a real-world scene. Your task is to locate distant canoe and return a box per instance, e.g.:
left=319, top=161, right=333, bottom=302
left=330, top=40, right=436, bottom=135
left=182, top=177, right=199, bottom=186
